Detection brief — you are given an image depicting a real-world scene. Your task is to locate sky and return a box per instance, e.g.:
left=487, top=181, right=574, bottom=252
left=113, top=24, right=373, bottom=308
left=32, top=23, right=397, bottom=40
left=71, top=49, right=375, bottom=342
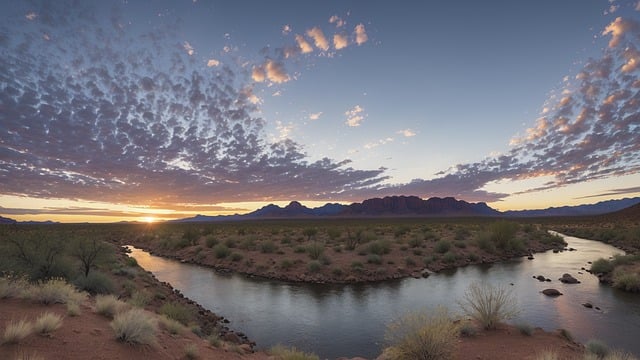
left=1, top=0, right=640, bottom=222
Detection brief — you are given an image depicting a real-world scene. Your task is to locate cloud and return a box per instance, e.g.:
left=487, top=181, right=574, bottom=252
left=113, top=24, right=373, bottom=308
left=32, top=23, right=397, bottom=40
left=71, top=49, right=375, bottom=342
left=207, top=58, right=220, bottom=67
left=0, top=1, right=387, bottom=207
left=183, top=41, right=195, bottom=55
left=295, top=34, right=313, bottom=54
left=575, top=186, right=640, bottom=199
left=345, top=105, right=365, bottom=127
left=309, top=112, right=322, bottom=120
left=333, top=33, right=348, bottom=50
left=25, top=12, right=37, bottom=20
left=602, top=17, right=639, bottom=48
left=355, top=24, right=368, bottom=45
left=636, top=1, right=640, bottom=11
left=329, top=15, right=345, bottom=28
left=364, top=137, right=393, bottom=149
left=397, top=129, right=416, bottom=137
left=282, top=24, right=291, bottom=35
left=306, top=27, right=329, bottom=51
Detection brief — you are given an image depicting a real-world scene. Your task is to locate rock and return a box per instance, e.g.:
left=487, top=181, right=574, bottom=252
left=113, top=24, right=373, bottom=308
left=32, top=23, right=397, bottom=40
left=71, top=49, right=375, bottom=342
left=527, top=255, right=534, bottom=260
left=223, top=332, right=241, bottom=343
left=559, top=273, right=581, bottom=284
left=542, top=288, right=563, bottom=297
left=553, top=249, right=560, bottom=253
left=421, top=269, right=432, bottom=278
left=546, top=279, right=552, bottom=282
left=582, top=303, right=593, bottom=308
left=595, top=306, right=601, bottom=310
left=569, top=248, right=576, bottom=251
left=535, top=275, right=547, bottom=282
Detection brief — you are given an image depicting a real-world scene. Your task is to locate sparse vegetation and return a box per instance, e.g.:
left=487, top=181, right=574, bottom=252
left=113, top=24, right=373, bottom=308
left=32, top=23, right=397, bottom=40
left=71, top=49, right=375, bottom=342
left=95, top=294, right=128, bottom=318
left=586, top=339, right=610, bottom=358
left=268, top=344, right=320, bottom=360
left=516, top=322, right=534, bottom=336
left=184, top=343, right=199, bottom=359
left=33, top=311, right=63, bottom=335
left=385, top=307, right=459, bottom=360
left=2, top=319, right=33, bottom=344
left=458, top=282, right=519, bottom=330
left=160, top=302, right=193, bottom=325
left=110, top=308, right=158, bottom=345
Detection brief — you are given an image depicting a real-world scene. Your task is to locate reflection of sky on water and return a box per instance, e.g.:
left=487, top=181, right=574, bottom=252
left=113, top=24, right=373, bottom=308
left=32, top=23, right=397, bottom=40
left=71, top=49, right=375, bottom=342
left=127, top=235, right=639, bottom=359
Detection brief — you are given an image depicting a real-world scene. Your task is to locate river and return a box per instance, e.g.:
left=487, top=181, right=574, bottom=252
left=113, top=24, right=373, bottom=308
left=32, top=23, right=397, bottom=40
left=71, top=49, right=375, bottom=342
left=127, top=233, right=640, bottom=359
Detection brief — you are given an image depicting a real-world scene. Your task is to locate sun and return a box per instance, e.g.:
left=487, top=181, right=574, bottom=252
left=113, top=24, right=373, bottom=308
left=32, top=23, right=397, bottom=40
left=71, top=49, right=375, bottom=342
left=142, top=216, right=156, bottom=223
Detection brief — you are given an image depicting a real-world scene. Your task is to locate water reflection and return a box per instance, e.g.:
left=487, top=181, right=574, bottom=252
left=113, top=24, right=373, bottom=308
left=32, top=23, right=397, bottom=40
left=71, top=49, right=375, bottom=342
left=127, top=234, right=640, bottom=359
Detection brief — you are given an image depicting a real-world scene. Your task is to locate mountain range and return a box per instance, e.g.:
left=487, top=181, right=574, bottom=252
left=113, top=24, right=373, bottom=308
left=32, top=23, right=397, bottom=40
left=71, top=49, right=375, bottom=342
left=170, top=195, right=640, bottom=222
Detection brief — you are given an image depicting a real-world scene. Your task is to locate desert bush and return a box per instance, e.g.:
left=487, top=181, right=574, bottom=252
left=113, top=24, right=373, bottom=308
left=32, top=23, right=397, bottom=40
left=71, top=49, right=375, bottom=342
left=458, top=282, right=519, bottom=330
left=11, top=350, right=45, bottom=360
left=327, top=228, right=342, bottom=241
left=159, top=315, right=185, bottom=335
left=33, top=311, right=63, bottom=334
left=488, top=221, right=521, bottom=251
left=2, top=319, right=32, bottom=344
left=611, top=254, right=640, bottom=267
left=475, top=233, right=494, bottom=252
left=351, top=261, right=364, bottom=271
left=0, top=275, right=29, bottom=299
left=405, top=257, right=416, bottom=267
left=95, top=294, right=128, bottom=318
left=260, top=240, right=277, bottom=254
left=66, top=301, right=81, bottom=316
left=205, top=236, right=218, bottom=248
left=533, top=351, right=559, bottom=360
left=516, top=322, right=534, bottom=336
left=459, top=321, right=477, bottom=337
left=559, top=328, right=573, bottom=341
left=229, top=252, right=243, bottom=262
left=332, top=267, right=343, bottom=276
left=367, top=254, right=382, bottom=264
left=268, top=344, right=320, bottom=360
left=368, top=239, right=391, bottom=255
left=612, top=269, right=640, bottom=293
left=435, top=240, right=451, bottom=254
left=385, top=307, right=459, bottom=360
left=129, top=290, right=152, bottom=308
left=280, top=259, right=294, bottom=270
left=184, top=343, right=199, bottom=359
left=111, top=308, right=157, bottom=345
left=224, top=238, right=237, bottom=248
left=213, top=244, right=231, bottom=259
left=125, top=257, right=138, bottom=267
left=74, top=271, right=114, bottom=294
left=442, top=251, right=457, bottom=264
left=408, top=237, right=423, bottom=248
left=586, top=339, right=610, bottom=358
left=306, top=243, right=325, bottom=260
left=207, top=332, right=222, bottom=347
left=590, top=258, right=614, bottom=274
left=29, top=278, right=84, bottom=305
left=303, top=228, right=318, bottom=241
left=307, top=260, right=322, bottom=273
left=160, top=302, right=193, bottom=325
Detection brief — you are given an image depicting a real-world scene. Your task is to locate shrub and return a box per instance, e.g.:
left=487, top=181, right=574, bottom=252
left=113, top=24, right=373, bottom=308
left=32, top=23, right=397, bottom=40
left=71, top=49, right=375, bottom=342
left=207, top=332, right=222, bottom=347
left=66, top=301, right=81, bottom=316
left=591, top=258, right=614, bottom=274
left=612, top=269, right=640, bottom=293
left=488, top=221, right=520, bottom=250
left=129, top=290, right=152, bottom=308
left=95, top=294, right=128, bottom=318
left=184, top=343, right=199, bottom=359
left=11, top=350, right=44, bottom=360
left=368, top=240, right=391, bottom=255
left=459, top=322, right=477, bottom=337
left=29, top=278, right=84, bottom=305
left=405, top=257, right=416, bottom=267
left=230, top=252, right=243, bottom=262
left=385, top=307, right=459, bottom=360
left=307, top=260, right=322, bottom=273
left=476, top=233, right=494, bottom=252
left=268, top=344, right=320, bottom=360
left=458, top=282, right=519, bottom=330
left=125, top=256, right=138, bottom=267
left=111, top=308, right=157, bottom=345
left=306, top=243, right=325, bottom=260
left=213, top=244, right=231, bottom=259
left=533, top=351, right=559, bottom=360
left=332, top=268, right=343, bottom=276
left=33, top=312, right=63, bottom=334
left=407, top=237, right=422, bottom=248
left=2, top=319, right=32, bottom=344
left=205, top=236, right=218, bottom=248
left=159, top=316, right=185, bottom=335
left=434, top=240, right=451, bottom=254
left=442, top=251, right=457, bottom=264
left=516, top=322, right=533, bottom=336
left=260, top=240, right=277, bottom=254
left=586, top=339, right=610, bottom=358
left=367, top=254, right=382, bottom=264
left=0, top=275, right=29, bottom=299
left=351, top=261, right=364, bottom=271
left=327, top=228, right=342, bottom=240
left=160, top=302, right=193, bottom=325
left=74, top=271, right=115, bottom=294
left=280, top=259, right=294, bottom=270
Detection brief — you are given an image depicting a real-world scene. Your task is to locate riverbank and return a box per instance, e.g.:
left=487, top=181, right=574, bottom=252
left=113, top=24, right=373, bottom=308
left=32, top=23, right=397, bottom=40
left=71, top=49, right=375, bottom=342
left=118, top=219, right=567, bottom=284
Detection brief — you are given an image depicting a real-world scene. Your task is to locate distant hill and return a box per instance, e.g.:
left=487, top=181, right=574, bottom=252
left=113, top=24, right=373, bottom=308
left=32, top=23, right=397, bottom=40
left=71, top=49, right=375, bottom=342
left=601, top=202, right=640, bottom=221
left=503, top=197, right=640, bottom=217
left=344, top=196, right=499, bottom=216
left=0, top=216, right=17, bottom=224
left=0, top=216, right=59, bottom=225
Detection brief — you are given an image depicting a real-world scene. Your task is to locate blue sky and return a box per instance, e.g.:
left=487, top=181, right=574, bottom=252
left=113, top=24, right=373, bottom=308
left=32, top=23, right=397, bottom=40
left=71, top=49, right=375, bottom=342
left=1, top=0, right=639, bottom=222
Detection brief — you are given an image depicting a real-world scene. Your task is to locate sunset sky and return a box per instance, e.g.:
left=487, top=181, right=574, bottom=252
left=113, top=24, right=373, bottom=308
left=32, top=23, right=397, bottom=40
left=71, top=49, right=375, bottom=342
left=1, top=1, right=640, bottom=222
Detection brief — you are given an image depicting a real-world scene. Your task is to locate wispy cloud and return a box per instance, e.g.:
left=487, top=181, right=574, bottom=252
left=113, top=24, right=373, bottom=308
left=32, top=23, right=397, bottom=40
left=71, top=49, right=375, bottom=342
left=575, top=186, right=640, bottom=199
left=25, top=12, right=37, bottom=20
left=207, top=58, right=220, bottom=67
left=183, top=41, right=195, bottom=55
left=309, top=112, right=323, bottom=120
left=282, top=24, right=292, bottom=35
left=295, top=34, right=313, bottom=54
left=333, top=33, right=348, bottom=50
left=397, top=129, right=416, bottom=137
left=345, top=105, right=365, bottom=127
left=364, top=137, right=393, bottom=149
left=329, top=15, right=345, bottom=28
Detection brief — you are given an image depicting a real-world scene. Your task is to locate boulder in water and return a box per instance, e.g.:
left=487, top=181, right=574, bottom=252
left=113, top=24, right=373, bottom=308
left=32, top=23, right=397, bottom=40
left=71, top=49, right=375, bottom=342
left=559, top=273, right=580, bottom=284
left=542, top=288, right=563, bottom=297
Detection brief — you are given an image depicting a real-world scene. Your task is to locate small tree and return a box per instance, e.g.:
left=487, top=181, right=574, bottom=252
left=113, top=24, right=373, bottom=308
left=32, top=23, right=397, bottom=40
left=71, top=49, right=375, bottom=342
left=72, top=238, right=106, bottom=277
left=458, top=282, right=519, bottom=330
left=303, top=228, right=318, bottom=242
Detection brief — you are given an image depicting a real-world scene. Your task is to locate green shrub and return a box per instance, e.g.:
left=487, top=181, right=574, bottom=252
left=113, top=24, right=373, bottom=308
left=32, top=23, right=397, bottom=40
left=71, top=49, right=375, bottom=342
left=332, top=268, right=343, bottom=276
left=488, top=221, right=520, bottom=250
left=268, top=344, right=320, bottom=360
left=586, top=339, right=610, bottom=358
left=160, top=302, right=193, bottom=325
left=307, top=260, right=322, bottom=273
left=224, top=238, right=237, bottom=248
left=0, top=275, right=29, bottom=299
left=306, top=243, right=325, bottom=260
left=612, top=269, right=640, bottom=293
left=434, top=240, right=451, bottom=254
left=280, top=259, right=294, bottom=270
left=2, top=319, right=32, bottom=344
left=213, top=244, right=231, bottom=259
left=129, top=290, right=152, bottom=308
left=442, top=251, right=457, bottom=264
left=207, top=332, right=222, bottom=348
left=458, top=282, right=519, bottom=330
left=476, top=233, right=494, bottom=252
left=33, top=312, right=62, bottom=334
left=405, top=257, right=416, bottom=267
left=260, top=240, right=277, bottom=254
left=367, top=254, right=382, bottom=264
left=591, top=258, right=614, bottom=274
left=459, top=322, right=477, bottom=337
left=351, top=261, right=364, bottom=270
left=111, top=308, right=157, bottom=345
left=516, top=322, right=533, bottom=336
left=205, top=236, right=218, bottom=248
left=327, top=228, right=342, bottom=240
left=559, top=328, right=573, bottom=341
left=408, top=237, right=423, bottom=248
left=230, top=252, right=243, bottom=262
left=74, top=271, right=114, bottom=294
left=184, top=343, right=199, bottom=359
left=385, top=307, right=459, bottom=360
left=159, top=316, right=185, bottom=335
left=125, top=257, right=138, bottom=267
left=368, top=240, right=391, bottom=255
left=95, top=294, right=128, bottom=318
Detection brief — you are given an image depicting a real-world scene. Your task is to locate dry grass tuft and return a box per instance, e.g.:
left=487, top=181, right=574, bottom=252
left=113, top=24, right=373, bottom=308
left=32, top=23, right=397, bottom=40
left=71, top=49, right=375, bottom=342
left=2, top=319, right=33, bottom=344
left=110, top=308, right=157, bottom=345
left=33, top=311, right=63, bottom=335
left=95, top=294, right=128, bottom=318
